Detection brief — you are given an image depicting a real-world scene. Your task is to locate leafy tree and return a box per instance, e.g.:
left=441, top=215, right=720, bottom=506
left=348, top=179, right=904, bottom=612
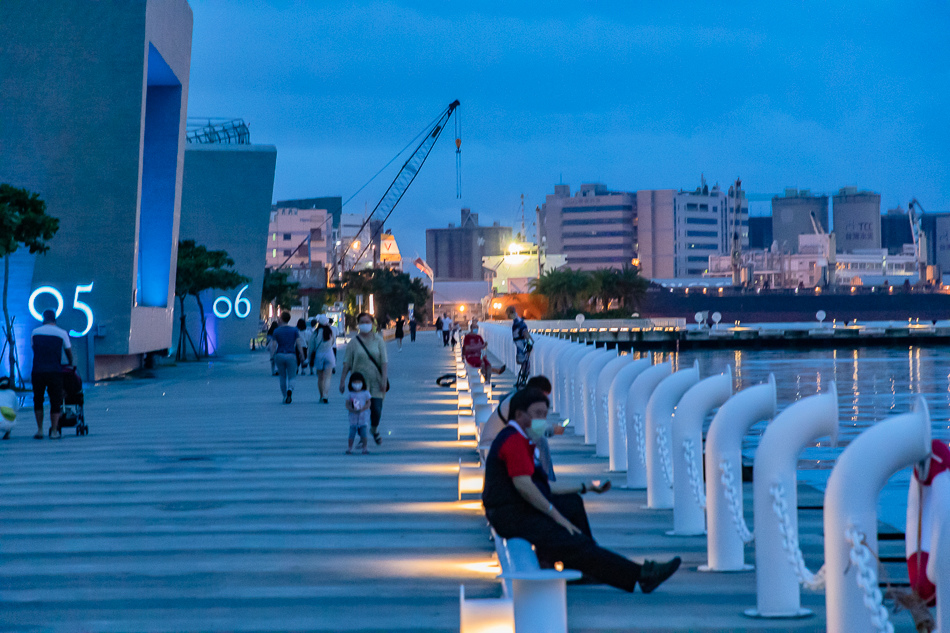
left=261, top=269, right=300, bottom=314
left=531, top=267, right=590, bottom=315
left=175, top=240, right=249, bottom=360
left=336, top=268, right=430, bottom=327
left=614, top=264, right=648, bottom=310
left=0, top=185, right=59, bottom=382
left=588, top=268, right=618, bottom=312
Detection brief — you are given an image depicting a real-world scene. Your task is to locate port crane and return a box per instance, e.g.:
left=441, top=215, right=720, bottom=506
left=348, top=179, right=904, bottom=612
left=338, top=100, right=460, bottom=274
left=908, top=198, right=928, bottom=279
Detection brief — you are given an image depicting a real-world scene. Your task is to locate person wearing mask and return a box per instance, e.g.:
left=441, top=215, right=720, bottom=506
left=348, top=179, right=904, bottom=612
left=480, top=376, right=558, bottom=479
left=461, top=323, right=505, bottom=382
left=273, top=312, right=304, bottom=404
left=30, top=309, right=74, bottom=439
left=339, top=313, right=388, bottom=445
left=482, top=388, right=681, bottom=593
left=310, top=315, right=336, bottom=403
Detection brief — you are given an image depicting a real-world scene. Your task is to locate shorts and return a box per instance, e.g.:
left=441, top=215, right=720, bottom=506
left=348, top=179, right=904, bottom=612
left=32, top=371, right=64, bottom=413
left=311, top=352, right=336, bottom=371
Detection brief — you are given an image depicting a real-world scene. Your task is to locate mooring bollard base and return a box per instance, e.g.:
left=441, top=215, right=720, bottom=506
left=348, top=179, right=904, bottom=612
left=697, top=563, right=754, bottom=572
left=743, top=607, right=814, bottom=619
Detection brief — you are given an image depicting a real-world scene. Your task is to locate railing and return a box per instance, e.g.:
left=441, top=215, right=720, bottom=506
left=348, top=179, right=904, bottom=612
left=522, top=318, right=687, bottom=332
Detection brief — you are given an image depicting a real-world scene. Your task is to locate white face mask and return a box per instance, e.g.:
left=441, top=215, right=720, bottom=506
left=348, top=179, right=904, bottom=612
left=351, top=382, right=364, bottom=391
left=358, top=323, right=373, bottom=333
left=529, top=418, right=547, bottom=437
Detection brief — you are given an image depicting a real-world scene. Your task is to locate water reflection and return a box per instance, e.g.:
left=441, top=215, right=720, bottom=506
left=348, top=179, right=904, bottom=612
left=656, top=345, right=950, bottom=465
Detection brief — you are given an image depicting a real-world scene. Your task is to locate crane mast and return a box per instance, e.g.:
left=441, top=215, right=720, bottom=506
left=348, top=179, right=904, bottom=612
left=338, top=100, right=460, bottom=275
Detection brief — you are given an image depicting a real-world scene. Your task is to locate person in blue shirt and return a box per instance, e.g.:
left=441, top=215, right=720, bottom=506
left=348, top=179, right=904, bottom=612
left=272, top=312, right=303, bottom=404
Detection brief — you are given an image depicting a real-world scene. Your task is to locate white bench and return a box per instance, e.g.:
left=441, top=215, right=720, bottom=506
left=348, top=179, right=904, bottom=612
left=490, top=528, right=579, bottom=633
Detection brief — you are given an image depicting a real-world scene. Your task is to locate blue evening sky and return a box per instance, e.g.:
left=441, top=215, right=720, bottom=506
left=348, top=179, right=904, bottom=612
left=187, top=1, right=950, bottom=263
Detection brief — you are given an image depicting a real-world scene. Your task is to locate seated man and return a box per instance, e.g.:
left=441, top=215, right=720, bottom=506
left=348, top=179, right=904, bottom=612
left=461, top=324, right=505, bottom=380
left=480, top=376, right=562, bottom=479
left=482, top=388, right=681, bottom=593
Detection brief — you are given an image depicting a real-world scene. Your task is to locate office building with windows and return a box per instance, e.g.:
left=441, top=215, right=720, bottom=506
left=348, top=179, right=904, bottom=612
left=539, top=183, right=636, bottom=271
left=266, top=207, right=330, bottom=290
left=671, top=183, right=747, bottom=277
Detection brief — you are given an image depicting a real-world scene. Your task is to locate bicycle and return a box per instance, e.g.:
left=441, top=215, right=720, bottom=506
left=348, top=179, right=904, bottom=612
left=514, top=339, right=533, bottom=389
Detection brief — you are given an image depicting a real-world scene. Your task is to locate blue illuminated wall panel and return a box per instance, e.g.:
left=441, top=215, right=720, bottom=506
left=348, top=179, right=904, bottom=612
left=138, top=44, right=181, bottom=308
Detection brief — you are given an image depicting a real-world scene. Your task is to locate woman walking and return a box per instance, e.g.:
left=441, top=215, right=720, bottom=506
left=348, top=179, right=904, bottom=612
left=265, top=321, right=279, bottom=375
left=339, top=313, right=388, bottom=445
left=394, top=317, right=405, bottom=352
left=310, top=316, right=336, bottom=403
left=295, top=319, right=309, bottom=374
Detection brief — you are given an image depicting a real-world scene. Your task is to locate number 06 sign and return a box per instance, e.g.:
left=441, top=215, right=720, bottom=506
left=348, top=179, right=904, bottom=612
left=212, top=285, right=251, bottom=319
left=28, top=283, right=95, bottom=337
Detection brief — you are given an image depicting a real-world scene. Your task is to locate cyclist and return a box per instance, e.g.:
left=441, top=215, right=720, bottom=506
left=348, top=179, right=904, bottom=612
left=508, top=307, right=533, bottom=387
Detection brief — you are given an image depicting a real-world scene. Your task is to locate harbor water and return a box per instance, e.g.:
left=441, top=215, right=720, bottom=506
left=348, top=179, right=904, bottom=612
left=632, top=345, right=950, bottom=530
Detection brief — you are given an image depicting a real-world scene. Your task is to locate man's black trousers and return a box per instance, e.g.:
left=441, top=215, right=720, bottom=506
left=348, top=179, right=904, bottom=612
left=486, top=493, right=641, bottom=592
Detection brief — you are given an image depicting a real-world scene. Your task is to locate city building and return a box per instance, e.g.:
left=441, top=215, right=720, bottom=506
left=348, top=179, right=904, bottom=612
left=266, top=207, right=330, bottom=272
left=539, top=183, right=637, bottom=271
left=275, top=196, right=343, bottom=231
left=178, top=141, right=277, bottom=356
left=771, top=189, right=829, bottom=254
left=635, top=189, right=676, bottom=278
left=482, top=241, right=567, bottom=294
left=0, top=0, right=193, bottom=379
left=832, top=187, right=881, bottom=252
left=749, top=216, right=773, bottom=250
left=670, top=181, right=748, bottom=277
left=425, top=208, right=511, bottom=281
left=707, top=233, right=917, bottom=288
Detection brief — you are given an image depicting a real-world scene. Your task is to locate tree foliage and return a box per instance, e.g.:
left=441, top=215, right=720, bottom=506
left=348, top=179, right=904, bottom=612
left=261, top=269, right=300, bottom=311
left=337, top=268, right=430, bottom=327
left=174, top=240, right=249, bottom=359
left=1, top=185, right=59, bottom=382
left=530, top=264, right=648, bottom=318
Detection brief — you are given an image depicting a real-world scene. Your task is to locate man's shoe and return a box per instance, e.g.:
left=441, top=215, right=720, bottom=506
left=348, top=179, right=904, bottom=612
left=372, top=429, right=382, bottom=445
left=285, top=390, right=292, bottom=404
left=638, top=556, right=681, bottom=594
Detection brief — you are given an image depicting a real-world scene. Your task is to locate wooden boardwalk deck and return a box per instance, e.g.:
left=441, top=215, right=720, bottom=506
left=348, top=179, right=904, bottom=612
left=0, top=335, right=917, bottom=631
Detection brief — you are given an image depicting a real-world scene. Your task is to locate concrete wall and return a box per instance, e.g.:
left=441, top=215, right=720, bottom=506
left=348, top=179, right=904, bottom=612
left=0, top=0, right=193, bottom=378
left=176, top=144, right=277, bottom=356
left=771, top=195, right=828, bottom=254
left=832, top=191, right=881, bottom=253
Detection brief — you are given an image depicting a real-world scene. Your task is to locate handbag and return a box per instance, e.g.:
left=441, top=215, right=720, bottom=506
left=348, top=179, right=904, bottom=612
left=354, top=335, right=391, bottom=392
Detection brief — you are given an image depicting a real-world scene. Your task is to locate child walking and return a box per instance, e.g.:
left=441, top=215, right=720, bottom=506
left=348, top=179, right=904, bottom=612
left=345, top=372, right=371, bottom=454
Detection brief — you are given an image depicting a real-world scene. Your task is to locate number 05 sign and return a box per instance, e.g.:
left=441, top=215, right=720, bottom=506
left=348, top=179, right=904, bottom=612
left=28, top=283, right=94, bottom=337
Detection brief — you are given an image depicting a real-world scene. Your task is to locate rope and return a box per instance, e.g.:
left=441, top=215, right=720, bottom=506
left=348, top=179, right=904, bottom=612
left=683, top=439, right=706, bottom=510
left=656, top=425, right=673, bottom=488
left=846, top=526, right=894, bottom=633
left=769, top=483, right=825, bottom=590
left=633, top=413, right=646, bottom=467
left=719, top=458, right=754, bottom=543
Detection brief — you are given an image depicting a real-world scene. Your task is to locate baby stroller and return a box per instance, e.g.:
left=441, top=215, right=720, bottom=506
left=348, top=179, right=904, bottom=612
left=56, top=365, right=88, bottom=437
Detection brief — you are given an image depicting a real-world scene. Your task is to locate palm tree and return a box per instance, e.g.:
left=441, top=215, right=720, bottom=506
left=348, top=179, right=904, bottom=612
left=588, top=268, right=618, bottom=312
left=614, top=264, right=648, bottom=310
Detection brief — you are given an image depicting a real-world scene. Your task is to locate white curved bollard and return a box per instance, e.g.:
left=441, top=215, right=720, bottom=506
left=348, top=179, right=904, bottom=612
left=927, top=478, right=950, bottom=633
left=559, top=344, right=590, bottom=426
left=573, top=347, right=608, bottom=441
left=595, top=353, right=633, bottom=458
left=670, top=367, right=733, bottom=536
left=625, top=362, right=673, bottom=489
left=608, top=358, right=653, bottom=472
left=824, top=397, right=931, bottom=633
left=746, top=383, right=838, bottom=618
left=645, top=362, right=700, bottom=509
left=547, top=340, right=574, bottom=412
left=703, top=375, right=777, bottom=572
left=582, top=348, right=617, bottom=448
